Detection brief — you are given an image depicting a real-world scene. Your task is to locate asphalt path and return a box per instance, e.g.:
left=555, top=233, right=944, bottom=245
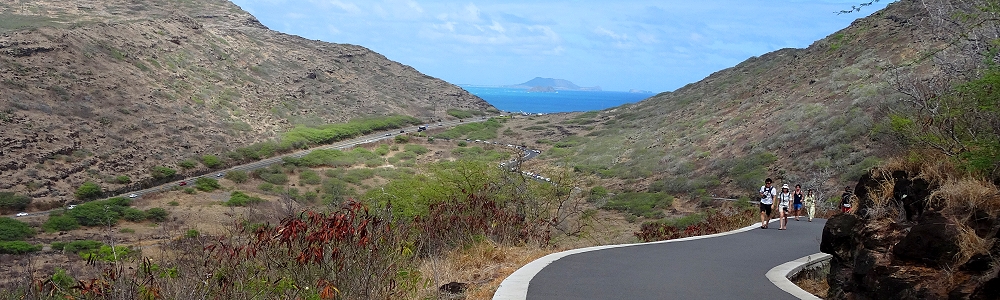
left=4, top=117, right=493, bottom=218
left=525, top=219, right=827, bottom=300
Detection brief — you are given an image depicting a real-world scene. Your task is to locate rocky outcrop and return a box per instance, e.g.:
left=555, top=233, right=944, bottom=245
left=821, top=168, right=1000, bottom=299
left=0, top=0, right=493, bottom=206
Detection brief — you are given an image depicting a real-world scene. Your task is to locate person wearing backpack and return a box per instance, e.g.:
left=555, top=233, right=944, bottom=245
left=777, top=184, right=792, bottom=230
left=841, top=186, right=853, bottom=213
left=758, top=178, right=777, bottom=229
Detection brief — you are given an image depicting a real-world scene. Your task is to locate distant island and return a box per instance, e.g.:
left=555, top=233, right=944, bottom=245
left=527, top=86, right=557, bottom=93
left=505, top=77, right=602, bottom=91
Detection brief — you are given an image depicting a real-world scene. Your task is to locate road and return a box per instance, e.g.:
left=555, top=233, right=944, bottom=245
left=5, top=117, right=492, bottom=218
left=504, top=219, right=827, bottom=300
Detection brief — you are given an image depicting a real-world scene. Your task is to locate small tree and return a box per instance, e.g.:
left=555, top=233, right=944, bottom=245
left=114, top=175, right=131, bottom=184
left=151, top=166, right=177, bottom=180
left=0, top=192, right=31, bottom=211
left=43, top=215, right=80, bottom=232
left=146, top=207, right=169, bottom=222
left=178, top=159, right=197, bottom=169
left=74, top=182, right=102, bottom=200
left=201, top=155, right=223, bottom=168
left=195, top=177, right=222, bottom=192
left=0, top=218, right=34, bottom=241
left=224, top=170, right=249, bottom=183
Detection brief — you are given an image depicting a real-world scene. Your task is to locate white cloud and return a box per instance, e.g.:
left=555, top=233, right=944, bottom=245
left=327, top=25, right=342, bottom=34
left=489, top=20, right=506, bottom=34
left=595, top=27, right=627, bottom=41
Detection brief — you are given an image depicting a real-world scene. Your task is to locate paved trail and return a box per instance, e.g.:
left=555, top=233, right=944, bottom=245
left=524, top=219, right=826, bottom=300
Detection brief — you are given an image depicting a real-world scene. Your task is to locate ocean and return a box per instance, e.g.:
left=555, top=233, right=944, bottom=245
left=461, top=86, right=653, bottom=114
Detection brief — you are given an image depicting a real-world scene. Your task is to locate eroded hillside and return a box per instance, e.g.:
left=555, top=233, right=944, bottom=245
left=527, top=0, right=985, bottom=198
left=0, top=0, right=492, bottom=206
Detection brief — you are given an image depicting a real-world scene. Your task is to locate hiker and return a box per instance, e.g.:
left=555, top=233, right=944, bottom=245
left=840, top=186, right=853, bottom=213
left=759, top=178, right=776, bottom=229
left=792, top=184, right=804, bottom=221
left=805, top=189, right=816, bottom=222
left=777, top=184, right=792, bottom=230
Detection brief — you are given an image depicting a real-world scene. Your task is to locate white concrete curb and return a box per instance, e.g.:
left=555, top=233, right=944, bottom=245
left=492, top=218, right=782, bottom=300
left=765, top=252, right=832, bottom=300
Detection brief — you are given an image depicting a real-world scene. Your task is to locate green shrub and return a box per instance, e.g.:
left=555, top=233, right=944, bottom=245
left=80, top=245, right=133, bottom=262
left=183, top=187, right=196, bottom=194
left=185, top=229, right=200, bottom=238
left=74, top=182, right=103, bottom=200
left=114, top=175, right=132, bottom=184
left=588, top=186, right=609, bottom=202
left=145, top=207, right=169, bottom=222
left=178, top=159, right=197, bottom=169
left=0, top=192, right=31, bottom=211
left=226, top=191, right=265, bottom=207
left=119, top=228, right=135, bottom=233
left=258, top=182, right=275, bottom=192
left=0, top=241, right=42, bottom=254
left=394, top=135, right=410, bottom=143
left=66, top=197, right=131, bottom=226
left=195, top=177, right=222, bottom=192
left=51, top=269, right=75, bottom=289
left=151, top=166, right=177, bottom=180
left=365, top=158, right=385, bottom=167
left=375, top=144, right=390, bottom=156
left=0, top=218, right=33, bottom=241
left=224, top=170, right=249, bottom=183
left=43, top=215, right=80, bottom=232
left=168, top=201, right=179, bottom=206
left=457, top=141, right=467, bottom=147
left=404, top=144, right=430, bottom=155
left=59, top=240, right=103, bottom=253
left=122, top=208, right=147, bottom=222
left=279, top=115, right=420, bottom=148
left=446, top=109, right=476, bottom=119
left=201, top=155, right=223, bottom=168
left=299, top=170, right=321, bottom=185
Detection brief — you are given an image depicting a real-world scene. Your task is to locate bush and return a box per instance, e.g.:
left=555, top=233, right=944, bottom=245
left=185, top=229, right=200, bottom=238
left=80, top=245, right=134, bottom=262
left=226, top=191, right=265, bottom=207
left=0, top=241, right=41, bottom=254
left=0, top=218, right=34, bottom=241
left=195, top=177, right=222, bottom=192
left=0, top=192, right=31, bottom=211
left=260, top=173, right=288, bottom=185
left=299, top=170, right=322, bottom=185
left=122, top=208, right=147, bottom=222
left=183, top=187, right=196, bottom=194
left=145, top=207, right=169, bottom=222
left=375, top=144, right=390, bottom=156
left=178, top=159, right=197, bottom=169
left=258, top=182, right=275, bottom=192
left=151, top=166, right=177, bottom=180
left=43, top=215, right=80, bottom=232
left=66, top=197, right=131, bottom=226
left=224, top=170, right=249, bottom=183
left=74, top=182, right=102, bottom=200
left=58, top=240, right=103, bottom=253
left=394, top=135, right=410, bottom=143
left=201, top=155, right=223, bottom=168
left=114, top=175, right=132, bottom=184
left=168, top=201, right=179, bottom=206
left=446, top=109, right=476, bottom=119
left=403, top=144, right=430, bottom=155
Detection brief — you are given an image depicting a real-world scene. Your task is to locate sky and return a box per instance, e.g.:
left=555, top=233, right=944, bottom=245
left=230, top=0, right=893, bottom=92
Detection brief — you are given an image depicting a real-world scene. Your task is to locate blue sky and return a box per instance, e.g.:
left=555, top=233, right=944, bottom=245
left=230, top=0, right=892, bottom=92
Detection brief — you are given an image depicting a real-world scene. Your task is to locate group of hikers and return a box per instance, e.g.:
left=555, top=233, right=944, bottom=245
left=757, top=178, right=853, bottom=230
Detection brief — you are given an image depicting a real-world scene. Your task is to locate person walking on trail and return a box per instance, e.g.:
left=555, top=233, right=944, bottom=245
left=777, top=184, right=792, bottom=230
left=759, top=178, right=776, bottom=229
left=792, top=184, right=804, bottom=221
left=841, top=186, right=853, bottom=213
left=804, top=189, right=816, bottom=222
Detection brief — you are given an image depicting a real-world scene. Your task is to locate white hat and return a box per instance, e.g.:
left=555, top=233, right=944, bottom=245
left=781, top=184, right=789, bottom=189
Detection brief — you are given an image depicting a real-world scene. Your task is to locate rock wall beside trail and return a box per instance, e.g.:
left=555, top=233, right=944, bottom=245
left=820, top=170, right=1000, bottom=299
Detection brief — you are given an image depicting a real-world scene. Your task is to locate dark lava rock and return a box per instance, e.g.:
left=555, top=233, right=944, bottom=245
left=439, top=281, right=468, bottom=294
left=892, top=213, right=962, bottom=268
left=821, top=213, right=860, bottom=262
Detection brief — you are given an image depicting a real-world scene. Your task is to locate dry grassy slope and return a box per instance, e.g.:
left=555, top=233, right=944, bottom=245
left=0, top=0, right=492, bottom=206
left=561, top=0, right=952, bottom=195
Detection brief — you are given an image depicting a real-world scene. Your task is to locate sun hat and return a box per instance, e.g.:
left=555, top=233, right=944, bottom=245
left=782, top=184, right=789, bottom=189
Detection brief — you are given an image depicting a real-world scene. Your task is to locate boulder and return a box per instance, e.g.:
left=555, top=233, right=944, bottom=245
left=891, top=213, right=962, bottom=268
left=821, top=213, right=861, bottom=262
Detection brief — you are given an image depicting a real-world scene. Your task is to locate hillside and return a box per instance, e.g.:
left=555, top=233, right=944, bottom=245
left=524, top=0, right=979, bottom=197
left=0, top=0, right=492, bottom=207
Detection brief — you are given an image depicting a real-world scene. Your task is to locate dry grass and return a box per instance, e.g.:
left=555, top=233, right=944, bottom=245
left=794, top=275, right=829, bottom=298
left=417, top=241, right=555, bottom=300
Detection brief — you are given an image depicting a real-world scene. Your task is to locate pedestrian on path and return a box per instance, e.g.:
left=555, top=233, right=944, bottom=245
left=805, top=189, right=816, bottom=222
left=777, top=184, right=792, bottom=230
left=841, top=186, right=853, bottom=213
left=792, top=184, right=804, bottom=221
left=759, top=178, right=776, bottom=229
